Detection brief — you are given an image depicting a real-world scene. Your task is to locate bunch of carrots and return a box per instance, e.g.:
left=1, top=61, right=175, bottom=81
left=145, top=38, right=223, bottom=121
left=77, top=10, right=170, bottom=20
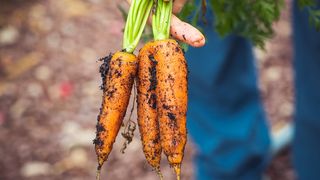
left=93, top=0, right=204, bottom=179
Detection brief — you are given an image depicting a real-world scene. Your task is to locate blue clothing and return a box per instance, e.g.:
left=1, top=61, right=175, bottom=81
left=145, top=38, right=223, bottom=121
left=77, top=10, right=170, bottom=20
left=186, top=0, right=320, bottom=179
left=292, top=1, right=320, bottom=180
left=186, top=5, right=271, bottom=180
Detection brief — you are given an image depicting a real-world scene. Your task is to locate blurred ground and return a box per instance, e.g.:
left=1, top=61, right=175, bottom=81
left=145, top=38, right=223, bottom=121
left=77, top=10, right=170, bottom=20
left=0, top=0, right=294, bottom=179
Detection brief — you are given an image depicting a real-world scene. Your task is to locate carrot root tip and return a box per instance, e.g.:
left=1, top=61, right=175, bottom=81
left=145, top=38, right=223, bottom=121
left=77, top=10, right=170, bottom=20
left=154, top=167, right=163, bottom=180
left=173, top=164, right=181, bottom=180
left=96, top=169, right=101, bottom=180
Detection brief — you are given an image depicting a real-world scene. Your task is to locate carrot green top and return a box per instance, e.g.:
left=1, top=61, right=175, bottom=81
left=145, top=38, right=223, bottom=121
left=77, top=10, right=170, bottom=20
left=152, top=0, right=173, bottom=40
left=123, top=0, right=153, bottom=53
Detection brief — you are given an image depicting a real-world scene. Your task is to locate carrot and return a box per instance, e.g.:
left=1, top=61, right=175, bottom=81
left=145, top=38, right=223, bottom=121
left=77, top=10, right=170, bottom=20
left=94, top=51, right=137, bottom=170
left=137, top=41, right=163, bottom=176
left=149, top=0, right=188, bottom=179
left=93, top=0, right=153, bottom=179
left=154, top=39, right=187, bottom=180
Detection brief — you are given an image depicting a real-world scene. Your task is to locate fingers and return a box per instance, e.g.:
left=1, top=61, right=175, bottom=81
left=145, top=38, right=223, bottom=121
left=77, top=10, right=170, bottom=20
left=170, top=16, right=205, bottom=47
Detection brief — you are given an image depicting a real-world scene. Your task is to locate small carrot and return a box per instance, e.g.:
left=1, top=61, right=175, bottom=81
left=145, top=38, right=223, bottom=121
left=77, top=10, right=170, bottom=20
left=94, top=51, right=137, bottom=170
left=137, top=41, right=162, bottom=177
left=154, top=39, right=187, bottom=180
left=93, top=0, right=153, bottom=178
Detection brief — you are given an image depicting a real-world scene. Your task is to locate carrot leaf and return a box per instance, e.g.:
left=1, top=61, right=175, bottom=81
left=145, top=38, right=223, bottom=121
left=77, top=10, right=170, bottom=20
left=123, top=0, right=153, bottom=53
left=178, top=0, right=319, bottom=49
left=152, top=0, right=172, bottom=40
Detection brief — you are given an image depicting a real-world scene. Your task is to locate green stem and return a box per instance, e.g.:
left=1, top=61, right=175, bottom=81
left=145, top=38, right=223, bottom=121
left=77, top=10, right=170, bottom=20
left=152, top=0, right=172, bottom=40
left=123, top=0, right=153, bottom=53
left=133, top=0, right=149, bottom=37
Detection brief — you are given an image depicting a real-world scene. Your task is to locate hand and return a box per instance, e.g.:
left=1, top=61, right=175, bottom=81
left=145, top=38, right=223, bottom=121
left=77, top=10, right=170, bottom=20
left=126, top=0, right=205, bottom=47
left=171, top=0, right=205, bottom=47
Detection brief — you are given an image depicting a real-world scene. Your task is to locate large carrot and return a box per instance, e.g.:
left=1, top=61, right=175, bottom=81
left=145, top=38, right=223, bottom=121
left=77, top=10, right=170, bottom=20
left=93, top=0, right=153, bottom=178
left=137, top=41, right=162, bottom=176
left=154, top=39, right=187, bottom=180
left=152, top=0, right=188, bottom=179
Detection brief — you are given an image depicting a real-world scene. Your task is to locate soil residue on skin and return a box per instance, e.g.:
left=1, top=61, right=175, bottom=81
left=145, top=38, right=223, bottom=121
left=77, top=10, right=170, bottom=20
left=172, top=138, right=177, bottom=146
left=94, top=112, right=105, bottom=148
left=148, top=54, right=157, bottom=91
left=93, top=136, right=104, bottom=147
left=115, top=69, right=122, bottom=78
left=106, top=86, right=117, bottom=99
left=152, top=137, right=160, bottom=144
left=167, top=112, right=178, bottom=129
left=162, top=104, right=170, bottom=110
left=95, top=53, right=113, bottom=149
left=148, top=93, right=157, bottom=109
left=99, top=53, right=113, bottom=90
left=182, top=35, right=186, bottom=41
left=175, top=46, right=181, bottom=53
left=96, top=123, right=105, bottom=132
left=167, top=112, right=176, bottom=121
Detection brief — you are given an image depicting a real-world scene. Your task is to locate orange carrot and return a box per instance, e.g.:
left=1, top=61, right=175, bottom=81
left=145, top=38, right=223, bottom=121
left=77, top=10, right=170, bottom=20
left=94, top=51, right=137, bottom=171
left=153, top=39, right=188, bottom=180
left=94, top=0, right=153, bottom=175
left=137, top=42, right=163, bottom=176
left=151, top=0, right=188, bottom=178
